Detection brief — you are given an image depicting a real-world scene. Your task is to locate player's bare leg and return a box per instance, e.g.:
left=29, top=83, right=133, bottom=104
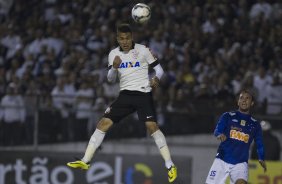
left=146, top=121, right=177, bottom=183
left=235, top=179, right=247, bottom=184
left=67, top=118, right=113, bottom=170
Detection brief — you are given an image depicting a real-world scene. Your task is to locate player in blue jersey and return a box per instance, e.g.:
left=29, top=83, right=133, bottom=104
left=205, top=89, right=267, bottom=184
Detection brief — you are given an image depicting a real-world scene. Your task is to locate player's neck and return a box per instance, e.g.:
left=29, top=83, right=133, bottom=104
left=119, top=42, right=135, bottom=52
left=238, top=109, right=250, bottom=115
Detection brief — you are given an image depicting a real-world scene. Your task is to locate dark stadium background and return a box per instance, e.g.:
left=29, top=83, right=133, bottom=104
left=0, top=0, right=281, bottom=183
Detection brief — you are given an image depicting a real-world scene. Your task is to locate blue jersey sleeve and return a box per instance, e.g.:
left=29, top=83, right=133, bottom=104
left=214, top=112, right=229, bottom=137
left=254, top=123, right=265, bottom=160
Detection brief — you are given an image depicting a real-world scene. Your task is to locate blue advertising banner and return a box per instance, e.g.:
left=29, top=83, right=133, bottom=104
left=0, top=151, right=191, bottom=184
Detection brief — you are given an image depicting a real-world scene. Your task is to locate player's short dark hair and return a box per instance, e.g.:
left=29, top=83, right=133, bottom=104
left=239, top=89, right=256, bottom=102
left=117, top=23, right=132, bottom=34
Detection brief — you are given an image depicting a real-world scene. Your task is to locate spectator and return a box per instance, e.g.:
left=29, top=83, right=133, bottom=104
left=74, top=82, right=94, bottom=141
left=231, top=73, right=242, bottom=95
left=51, top=77, right=73, bottom=141
left=23, top=81, right=40, bottom=144
left=166, top=88, right=193, bottom=113
left=265, top=75, right=282, bottom=114
left=0, top=0, right=280, bottom=144
left=149, top=30, right=167, bottom=60
left=88, top=97, right=107, bottom=136
left=253, top=66, right=273, bottom=104
left=23, top=30, right=47, bottom=58
left=0, top=28, right=22, bottom=59
left=0, top=0, right=14, bottom=18
left=0, top=83, right=26, bottom=145
left=249, top=0, right=273, bottom=21
left=101, top=79, right=119, bottom=103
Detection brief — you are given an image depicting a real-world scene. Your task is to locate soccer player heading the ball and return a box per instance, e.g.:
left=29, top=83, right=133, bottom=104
left=205, top=89, right=267, bottom=184
left=67, top=23, right=177, bottom=183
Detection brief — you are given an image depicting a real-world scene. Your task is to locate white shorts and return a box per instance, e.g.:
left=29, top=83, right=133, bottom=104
left=205, top=158, right=248, bottom=184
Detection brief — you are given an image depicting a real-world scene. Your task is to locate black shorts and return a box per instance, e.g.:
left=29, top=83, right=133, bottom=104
left=103, top=90, right=157, bottom=123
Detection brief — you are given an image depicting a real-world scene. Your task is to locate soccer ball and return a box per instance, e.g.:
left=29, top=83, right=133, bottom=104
left=131, top=3, right=151, bottom=24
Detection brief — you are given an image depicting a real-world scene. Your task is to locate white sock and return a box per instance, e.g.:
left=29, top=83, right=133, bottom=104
left=161, top=146, right=174, bottom=169
left=82, top=129, right=105, bottom=163
left=151, top=130, right=174, bottom=169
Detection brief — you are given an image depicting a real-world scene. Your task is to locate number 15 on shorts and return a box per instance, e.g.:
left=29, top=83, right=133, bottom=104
left=210, top=170, right=217, bottom=177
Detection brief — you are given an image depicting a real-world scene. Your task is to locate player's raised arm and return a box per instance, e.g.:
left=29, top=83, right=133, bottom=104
left=144, top=46, right=164, bottom=88
left=152, top=61, right=164, bottom=80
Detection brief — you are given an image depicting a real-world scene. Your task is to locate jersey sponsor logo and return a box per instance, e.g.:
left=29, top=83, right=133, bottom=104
left=232, top=119, right=238, bottom=122
left=230, top=129, right=250, bottom=143
left=119, top=61, right=140, bottom=68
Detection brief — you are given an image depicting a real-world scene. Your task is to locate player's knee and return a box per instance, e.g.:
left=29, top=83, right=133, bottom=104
left=235, top=179, right=247, bottom=184
left=145, top=121, right=159, bottom=134
left=97, top=118, right=113, bottom=132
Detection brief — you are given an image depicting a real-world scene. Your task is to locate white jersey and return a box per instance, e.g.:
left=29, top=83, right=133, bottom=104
left=108, top=43, right=157, bottom=92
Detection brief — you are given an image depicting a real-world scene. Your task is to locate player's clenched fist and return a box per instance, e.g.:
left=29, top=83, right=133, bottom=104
left=150, top=76, right=160, bottom=88
left=113, top=56, right=122, bottom=69
left=217, top=134, right=227, bottom=142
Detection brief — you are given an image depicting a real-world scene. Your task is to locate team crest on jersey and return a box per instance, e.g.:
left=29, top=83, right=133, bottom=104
left=132, top=50, right=139, bottom=59
left=119, top=61, right=140, bottom=68
left=240, top=120, right=246, bottom=126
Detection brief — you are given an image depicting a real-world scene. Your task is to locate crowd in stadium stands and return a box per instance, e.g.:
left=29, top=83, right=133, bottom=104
left=0, top=0, right=281, bottom=145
